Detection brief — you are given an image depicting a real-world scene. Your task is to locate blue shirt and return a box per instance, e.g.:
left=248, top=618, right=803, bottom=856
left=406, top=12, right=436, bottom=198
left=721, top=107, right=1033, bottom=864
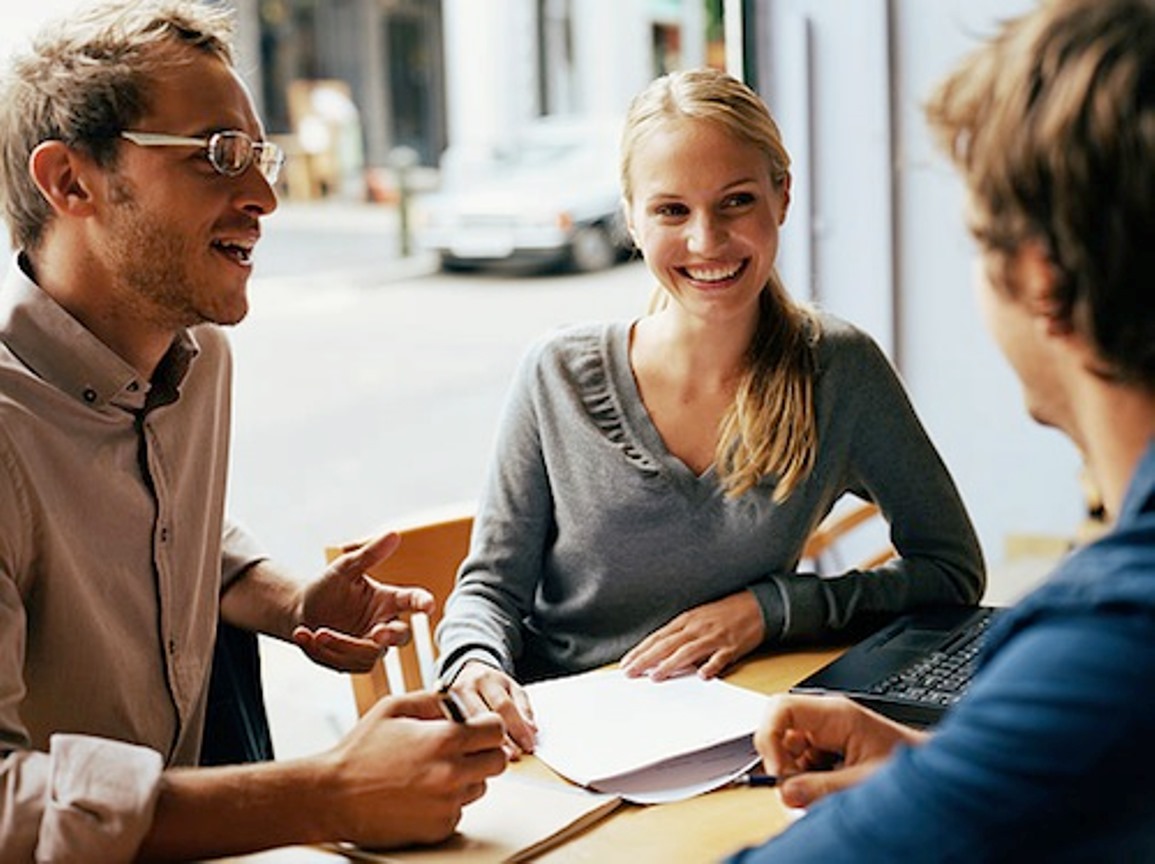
left=728, top=441, right=1155, bottom=863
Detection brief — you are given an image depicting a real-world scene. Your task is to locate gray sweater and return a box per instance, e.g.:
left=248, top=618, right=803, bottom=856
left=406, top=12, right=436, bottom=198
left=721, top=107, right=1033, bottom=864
left=437, top=315, right=984, bottom=683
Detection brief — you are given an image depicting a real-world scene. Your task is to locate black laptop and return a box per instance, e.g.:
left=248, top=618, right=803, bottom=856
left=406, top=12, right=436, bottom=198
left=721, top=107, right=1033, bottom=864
left=791, top=605, right=1000, bottom=728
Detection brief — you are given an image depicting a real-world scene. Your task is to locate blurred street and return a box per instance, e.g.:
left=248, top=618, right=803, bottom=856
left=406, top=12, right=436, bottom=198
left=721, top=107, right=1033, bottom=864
left=233, top=200, right=650, bottom=756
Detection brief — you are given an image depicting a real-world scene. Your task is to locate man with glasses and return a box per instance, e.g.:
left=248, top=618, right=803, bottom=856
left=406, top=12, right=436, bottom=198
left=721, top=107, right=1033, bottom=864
left=0, top=1, right=505, bottom=860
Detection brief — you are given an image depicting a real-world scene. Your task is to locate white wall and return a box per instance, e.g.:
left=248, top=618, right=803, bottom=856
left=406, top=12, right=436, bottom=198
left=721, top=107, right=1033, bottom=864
left=440, top=0, right=655, bottom=177
left=754, top=0, right=1086, bottom=567
left=572, top=0, right=653, bottom=119
left=755, top=0, right=894, bottom=353
left=1, top=4, right=91, bottom=60
left=891, top=0, right=1084, bottom=564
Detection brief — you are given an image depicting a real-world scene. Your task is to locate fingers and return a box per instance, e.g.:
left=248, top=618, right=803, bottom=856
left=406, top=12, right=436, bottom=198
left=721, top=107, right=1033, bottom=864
left=466, top=685, right=536, bottom=756
left=620, top=622, right=696, bottom=679
left=757, top=695, right=856, bottom=775
left=754, top=693, right=920, bottom=810
left=366, top=620, right=414, bottom=648
left=619, top=629, right=663, bottom=673
left=377, top=691, right=451, bottom=721
left=332, top=531, right=402, bottom=577
left=453, top=662, right=537, bottom=756
left=459, top=780, right=489, bottom=808
left=622, top=628, right=730, bottom=681
left=622, top=593, right=763, bottom=680
left=330, top=696, right=508, bottom=850
left=387, top=586, right=436, bottom=616
left=777, top=762, right=879, bottom=808
left=695, top=649, right=732, bottom=680
left=292, top=625, right=384, bottom=672
left=642, top=643, right=704, bottom=682
left=378, top=692, right=508, bottom=758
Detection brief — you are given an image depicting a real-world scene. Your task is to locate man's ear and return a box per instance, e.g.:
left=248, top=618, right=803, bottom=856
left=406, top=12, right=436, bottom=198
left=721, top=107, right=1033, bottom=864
left=28, top=141, right=98, bottom=218
left=1018, top=240, right=1072, bottom=337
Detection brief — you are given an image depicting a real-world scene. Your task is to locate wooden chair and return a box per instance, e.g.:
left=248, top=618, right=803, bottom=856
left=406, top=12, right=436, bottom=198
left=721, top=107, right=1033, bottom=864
left=802, top=499, right=896, bottom=573
left=325, top=505, right=474, bottom=716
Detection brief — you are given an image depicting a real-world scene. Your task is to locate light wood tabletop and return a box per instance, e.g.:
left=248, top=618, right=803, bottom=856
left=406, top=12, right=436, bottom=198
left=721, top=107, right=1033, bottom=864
left=223, top=647, right=842, bottom=864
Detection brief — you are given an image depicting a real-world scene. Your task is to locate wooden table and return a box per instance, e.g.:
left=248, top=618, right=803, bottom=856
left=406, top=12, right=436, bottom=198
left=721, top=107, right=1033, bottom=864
left=529, top=647, right=838, bottom=863
left=227, top=647, right=841, bottom=864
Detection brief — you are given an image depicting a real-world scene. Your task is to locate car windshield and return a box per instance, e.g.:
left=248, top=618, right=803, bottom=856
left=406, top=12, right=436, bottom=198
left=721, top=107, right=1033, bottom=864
left=493, top=139, right=585, bottom=170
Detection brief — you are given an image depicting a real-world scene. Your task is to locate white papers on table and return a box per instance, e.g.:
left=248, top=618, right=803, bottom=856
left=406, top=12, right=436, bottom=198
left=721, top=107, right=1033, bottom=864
left=525, top=668, right=771, bottom=804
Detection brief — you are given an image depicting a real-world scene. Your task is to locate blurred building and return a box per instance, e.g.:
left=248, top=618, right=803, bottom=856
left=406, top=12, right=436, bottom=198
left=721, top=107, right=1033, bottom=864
left=232, top=0, right=727, bottom=199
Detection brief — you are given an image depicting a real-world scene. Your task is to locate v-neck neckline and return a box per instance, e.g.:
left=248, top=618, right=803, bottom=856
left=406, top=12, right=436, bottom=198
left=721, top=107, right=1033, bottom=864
left=604, top=320, right=720, bottom=489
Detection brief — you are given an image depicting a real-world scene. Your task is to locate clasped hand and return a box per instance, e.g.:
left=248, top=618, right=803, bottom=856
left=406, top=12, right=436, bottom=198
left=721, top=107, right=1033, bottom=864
left=755, top=694, right=928, bottom=808
left=292, top=531, right=435, bottom=672
left=328, top=690, right=507, bottom=848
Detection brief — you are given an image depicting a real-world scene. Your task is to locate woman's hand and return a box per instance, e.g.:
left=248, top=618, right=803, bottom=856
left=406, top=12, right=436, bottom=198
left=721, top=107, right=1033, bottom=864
left=756, top=694, right=929, bottom=808
left=450, top=660, right=538, bottom=758
left=620, top=590, right=765, bottom=681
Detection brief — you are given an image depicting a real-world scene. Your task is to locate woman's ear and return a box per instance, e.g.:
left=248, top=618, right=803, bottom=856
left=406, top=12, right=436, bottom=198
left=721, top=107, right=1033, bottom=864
left=778, top=172, right=792, bottom=225
left=28, top=140, right=98, bottom=218
left=622, top=197, right=639, bottom=248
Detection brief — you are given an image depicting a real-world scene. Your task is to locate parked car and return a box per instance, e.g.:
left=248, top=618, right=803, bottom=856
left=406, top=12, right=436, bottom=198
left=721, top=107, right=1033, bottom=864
left=413, top=115, right=634, bottom=273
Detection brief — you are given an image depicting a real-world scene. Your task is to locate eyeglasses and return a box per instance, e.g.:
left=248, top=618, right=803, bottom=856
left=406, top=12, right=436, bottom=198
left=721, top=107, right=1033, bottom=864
left=119, top=130, right=285, bottom=184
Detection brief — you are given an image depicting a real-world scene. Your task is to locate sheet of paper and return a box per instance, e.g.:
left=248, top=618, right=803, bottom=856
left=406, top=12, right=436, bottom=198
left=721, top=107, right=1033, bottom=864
left=594, top=735, right=762, bottom=804
left=329, top=772, right=621, bottom=863
left=525, top=668, right=771, bottom=803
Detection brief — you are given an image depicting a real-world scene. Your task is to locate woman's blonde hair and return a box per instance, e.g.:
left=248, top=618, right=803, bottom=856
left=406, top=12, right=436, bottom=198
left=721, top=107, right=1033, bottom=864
left=621, top=68, right=819, bottom=501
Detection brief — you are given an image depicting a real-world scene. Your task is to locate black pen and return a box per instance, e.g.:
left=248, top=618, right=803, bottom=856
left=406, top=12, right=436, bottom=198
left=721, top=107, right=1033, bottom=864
left=732, top=772, right=779, bottom=788
left=438, top=683, right=468, bottom=723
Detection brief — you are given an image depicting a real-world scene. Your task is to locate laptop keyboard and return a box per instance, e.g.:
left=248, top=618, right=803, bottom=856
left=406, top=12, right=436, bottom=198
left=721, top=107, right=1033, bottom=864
left=866, top=609, right=996, bottom=707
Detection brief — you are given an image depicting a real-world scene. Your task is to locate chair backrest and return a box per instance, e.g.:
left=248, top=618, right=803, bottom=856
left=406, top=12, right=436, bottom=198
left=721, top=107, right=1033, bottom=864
left=802, top=499, right=896, bottom=574
left=325, top=505, right=474, bottom=716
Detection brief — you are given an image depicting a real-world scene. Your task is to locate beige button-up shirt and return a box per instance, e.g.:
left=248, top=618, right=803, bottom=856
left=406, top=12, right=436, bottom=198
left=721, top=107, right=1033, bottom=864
left=0, top=257, right=267, bottom=862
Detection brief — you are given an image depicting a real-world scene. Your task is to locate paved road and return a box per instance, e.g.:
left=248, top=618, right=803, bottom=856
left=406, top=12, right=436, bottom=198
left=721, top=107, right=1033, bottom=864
left=234, top=205, right=650, bottom=581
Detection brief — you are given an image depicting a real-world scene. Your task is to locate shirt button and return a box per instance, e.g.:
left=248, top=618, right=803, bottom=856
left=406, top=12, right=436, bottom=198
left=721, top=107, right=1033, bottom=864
left=82, top=388, right=97, bottom=403
left=159, top=527, right=169, bottom=543
left=127, top=381, right=140, bottom=392
left=168, top=639, right=177, bottom=656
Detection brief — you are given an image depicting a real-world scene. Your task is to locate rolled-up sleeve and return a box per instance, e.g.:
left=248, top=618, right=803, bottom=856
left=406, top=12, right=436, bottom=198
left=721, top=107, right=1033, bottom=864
left=1, top=545, right=164, bottom=862
left=1, top=735, right=162, bottom=864
left=221, top=518, right=269, bottom=590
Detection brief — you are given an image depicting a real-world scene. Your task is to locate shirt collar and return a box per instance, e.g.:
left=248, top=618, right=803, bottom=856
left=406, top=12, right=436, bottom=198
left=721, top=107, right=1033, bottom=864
left=0, top=253, right=199, bottom=411
left=1117, top=439, right=1155, bottom=525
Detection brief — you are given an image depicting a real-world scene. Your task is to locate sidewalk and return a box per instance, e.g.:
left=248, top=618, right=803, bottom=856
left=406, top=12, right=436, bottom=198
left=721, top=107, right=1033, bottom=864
left=256, top=197, right=439, bottom=287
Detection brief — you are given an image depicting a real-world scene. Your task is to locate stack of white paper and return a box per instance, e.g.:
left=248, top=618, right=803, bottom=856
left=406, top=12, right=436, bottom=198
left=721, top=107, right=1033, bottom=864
left=525, top=668, right=771, bottom=804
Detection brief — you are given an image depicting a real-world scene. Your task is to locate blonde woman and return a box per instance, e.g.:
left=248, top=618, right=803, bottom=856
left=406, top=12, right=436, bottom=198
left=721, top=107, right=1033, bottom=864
left=438, top=68, right=983, bottom=754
